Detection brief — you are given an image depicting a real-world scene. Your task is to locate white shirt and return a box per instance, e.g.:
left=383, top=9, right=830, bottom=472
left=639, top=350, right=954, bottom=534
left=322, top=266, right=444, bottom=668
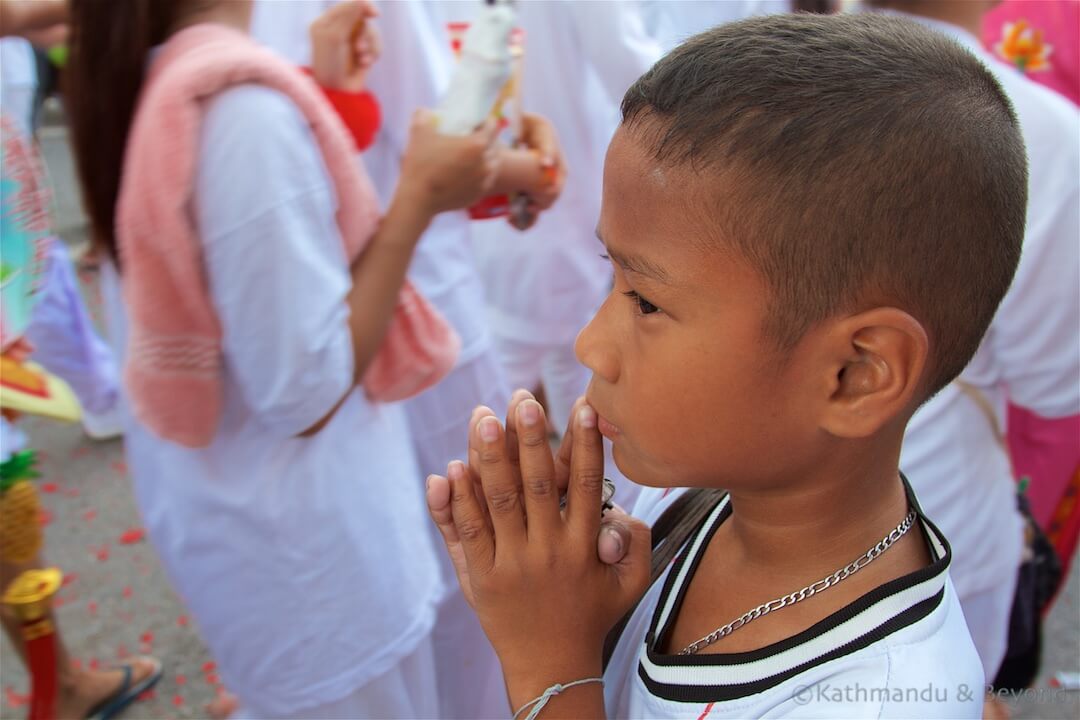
left=0, top=38, right=37, bottom=135
left=898, top=16, right=1080, bottom=599
left=642, top=0, right=791, bottom=52
left=251, top=0, right=492, bottom=364
left=607, top=485, right=984, bottom=719
left=102, top=84, right=444, bottom=716
left=364, top=0, right=492, bottom=363
left=469, top=0, right=663, bottom=343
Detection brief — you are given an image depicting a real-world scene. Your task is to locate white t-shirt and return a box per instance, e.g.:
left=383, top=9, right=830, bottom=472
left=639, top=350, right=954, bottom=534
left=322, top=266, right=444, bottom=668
left=606, top=485, right=984, bottom=719
left=468, top=0, right=663, bottom=344
left=250, top=0, right=492, bottom=364
left=642, top=0, right=790, bottom=52
left=101, top=84, right=444, bottom=716
left=363, top=0, right=491, bottom=364
left=899, top=17, right=1080, bottom=599
left=0, top=37, right=37, bottom=135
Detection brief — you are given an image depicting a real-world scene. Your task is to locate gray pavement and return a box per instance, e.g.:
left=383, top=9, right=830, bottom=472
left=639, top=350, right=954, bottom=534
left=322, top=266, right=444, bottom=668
left=1, top=109, right=1077, bottom=720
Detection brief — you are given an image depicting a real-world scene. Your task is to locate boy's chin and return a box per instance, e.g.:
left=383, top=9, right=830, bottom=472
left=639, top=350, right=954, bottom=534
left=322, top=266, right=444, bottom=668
left=609, top=443, right=671, bottom=490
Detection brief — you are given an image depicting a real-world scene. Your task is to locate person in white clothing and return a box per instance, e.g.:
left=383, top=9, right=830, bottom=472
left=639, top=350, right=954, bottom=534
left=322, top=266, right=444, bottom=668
left=866, top=0, right=1080, bottom=690
left=251, top=2, right=567, bottom=717
left=1, top=3, right=124, bottom=440
left=67, top=0, right=499, bottom=716
left=466, top=0, right=662, bottom=510
left=426, top=13, right=1027, bottom=719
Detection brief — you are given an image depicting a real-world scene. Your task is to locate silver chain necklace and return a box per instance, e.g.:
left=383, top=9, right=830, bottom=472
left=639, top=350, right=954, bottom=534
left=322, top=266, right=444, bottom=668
left=678, top=508, right=918, bottom=655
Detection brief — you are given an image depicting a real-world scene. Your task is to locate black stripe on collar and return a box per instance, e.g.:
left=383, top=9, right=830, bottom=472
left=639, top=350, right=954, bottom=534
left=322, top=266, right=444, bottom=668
left=638, top=588, right=945, bottom=703
left=638, top=474, right=951, bottom=700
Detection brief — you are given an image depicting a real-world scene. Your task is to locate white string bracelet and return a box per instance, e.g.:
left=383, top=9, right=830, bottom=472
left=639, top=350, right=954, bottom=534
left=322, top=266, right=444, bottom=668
left=512, top=677, right=604, bottom=720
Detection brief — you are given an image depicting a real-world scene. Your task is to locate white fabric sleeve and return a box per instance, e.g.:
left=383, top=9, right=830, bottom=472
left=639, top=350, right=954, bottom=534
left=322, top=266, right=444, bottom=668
left=568, top=0, right=663, bottom=104
left=194, top=84, right=355, bottom=437
left=987, top=139, right=1080, bottom=418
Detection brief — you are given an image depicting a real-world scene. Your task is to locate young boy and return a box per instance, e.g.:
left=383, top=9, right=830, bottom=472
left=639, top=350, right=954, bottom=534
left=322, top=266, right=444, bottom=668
left=426, top=12, right=1026, bottom=719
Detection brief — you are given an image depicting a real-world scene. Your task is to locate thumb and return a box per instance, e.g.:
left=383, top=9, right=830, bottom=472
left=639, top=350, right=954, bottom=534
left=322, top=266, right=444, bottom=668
left=611, top=514, right=652, bottom=600
left=597, top=505, right=633, bottom=564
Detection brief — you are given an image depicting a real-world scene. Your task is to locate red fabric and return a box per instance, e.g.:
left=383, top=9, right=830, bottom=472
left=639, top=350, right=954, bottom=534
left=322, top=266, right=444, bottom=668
left=25, top=621, right=58, bottom=720
left=300, top=68, right=381, bottom=150
left=1008, top=406, right=1080, bottom=572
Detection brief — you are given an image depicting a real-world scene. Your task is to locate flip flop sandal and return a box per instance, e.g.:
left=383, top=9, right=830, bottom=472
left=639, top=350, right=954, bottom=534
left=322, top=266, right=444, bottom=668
left=85, top=656, right=164, bottom=720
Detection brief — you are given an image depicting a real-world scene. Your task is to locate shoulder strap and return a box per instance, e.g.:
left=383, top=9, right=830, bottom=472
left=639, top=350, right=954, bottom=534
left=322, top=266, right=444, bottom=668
left=602, top=488, right=726, bottom=668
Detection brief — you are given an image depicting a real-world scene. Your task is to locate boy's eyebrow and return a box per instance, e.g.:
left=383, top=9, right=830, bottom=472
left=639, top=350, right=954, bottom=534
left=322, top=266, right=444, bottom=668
left=595, top=229, right=671, bottom=283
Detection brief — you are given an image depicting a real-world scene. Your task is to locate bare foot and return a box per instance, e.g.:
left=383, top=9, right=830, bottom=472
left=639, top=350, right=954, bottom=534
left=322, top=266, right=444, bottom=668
left=58, top=656, right=159, bottom=720
left=207, top=691, right=239, bottom=720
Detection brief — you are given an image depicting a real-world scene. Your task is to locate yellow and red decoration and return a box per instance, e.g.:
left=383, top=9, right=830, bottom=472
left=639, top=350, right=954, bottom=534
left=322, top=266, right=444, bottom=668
left=1, top=356, right=80, bottom=424
left=2, top=568, right=63, bottom=720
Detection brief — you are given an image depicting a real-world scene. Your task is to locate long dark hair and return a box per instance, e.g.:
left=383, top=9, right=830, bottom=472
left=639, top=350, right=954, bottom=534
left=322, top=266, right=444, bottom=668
left=65, top=1, right=177, bottom=262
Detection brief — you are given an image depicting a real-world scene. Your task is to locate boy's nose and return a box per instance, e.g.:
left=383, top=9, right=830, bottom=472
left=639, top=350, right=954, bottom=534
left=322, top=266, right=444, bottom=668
left=575, top=304, right=619, bottom=385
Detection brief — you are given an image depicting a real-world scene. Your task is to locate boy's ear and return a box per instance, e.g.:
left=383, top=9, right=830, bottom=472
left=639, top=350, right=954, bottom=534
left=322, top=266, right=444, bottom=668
left=817, top=308, right=929, bottom=438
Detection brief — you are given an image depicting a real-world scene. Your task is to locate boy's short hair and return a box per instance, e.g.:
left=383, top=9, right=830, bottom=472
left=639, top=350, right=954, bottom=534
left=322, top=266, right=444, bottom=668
left=621, top=13, right=1026, bottom=397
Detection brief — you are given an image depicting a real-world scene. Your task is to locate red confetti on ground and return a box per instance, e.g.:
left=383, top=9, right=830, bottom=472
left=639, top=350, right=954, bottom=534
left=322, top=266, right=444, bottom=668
left=117, top=644, right=130, bottom=659
left=72, top=446, right=90, bottom=458
left=176, top=614, right=189, bottom=628
left=87, top=600, right=98, bottom=616
left=119, top=527, right=146, bottom=545
left=94, top=544, right=110, bottom=562
left=111, top=460, right=128, bottom=474
left=122, top=585, right=133, bottom=599
left=138, top=689, right=157, bottom=702
left=64, top=487, right=80, bottom=498
left=70, top=658, right=83, bottom=671
left=83, top=508, right=97, bottom=523
left=205, top=673, right=220, bottom=686
left=38, top=509, right=53, bottom=526
left=41, top=482, right=59, bottom=493
left=172, top=694, right=184, bottom=707
left=215, top=685, right=228, bottom=697
left=201, top=661, right=217, bottom=674
left=88, top=658, right=101, bottom=671
left=176, top=674, right=187, bottom=686
left=52, top=595, right=65, bottom=608
left=4, top=686, right=30, bottom=708
left=62, top=573, right=79, bottom=588
left=140, top=631, right=154, bottom=645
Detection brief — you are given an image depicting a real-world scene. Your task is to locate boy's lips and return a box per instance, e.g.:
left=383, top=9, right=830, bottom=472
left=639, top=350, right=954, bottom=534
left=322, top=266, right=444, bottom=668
left=597, top=414, right=620, bottom=439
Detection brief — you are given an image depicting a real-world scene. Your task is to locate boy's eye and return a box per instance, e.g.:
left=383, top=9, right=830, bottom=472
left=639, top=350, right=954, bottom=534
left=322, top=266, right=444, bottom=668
left=623, top=290, right=660, bottom=316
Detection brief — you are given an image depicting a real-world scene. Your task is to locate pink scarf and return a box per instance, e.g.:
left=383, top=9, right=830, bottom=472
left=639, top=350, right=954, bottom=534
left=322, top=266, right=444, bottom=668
left=117, top=24, right=459, bottom=448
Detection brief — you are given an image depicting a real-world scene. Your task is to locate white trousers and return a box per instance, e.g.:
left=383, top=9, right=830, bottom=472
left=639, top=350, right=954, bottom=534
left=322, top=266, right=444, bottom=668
left=959, top=570, right=1019, bottom=684
left=403, top=349, right=512, bottom=720
left=235, top=634, right=439, bottom=719
left=25, top=241, right=118, bottom=414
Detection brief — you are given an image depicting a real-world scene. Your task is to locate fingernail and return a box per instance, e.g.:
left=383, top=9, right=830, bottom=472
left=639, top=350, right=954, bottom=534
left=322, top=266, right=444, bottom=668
left=519, top=400, right=540, bottom=427
left=578, top=405, right=597, bottom=429
left=448, top=461, right=465, bottom=481
left=601, top=526, right=624, bottom=557
left=479, top=417, right=500, bottom=443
